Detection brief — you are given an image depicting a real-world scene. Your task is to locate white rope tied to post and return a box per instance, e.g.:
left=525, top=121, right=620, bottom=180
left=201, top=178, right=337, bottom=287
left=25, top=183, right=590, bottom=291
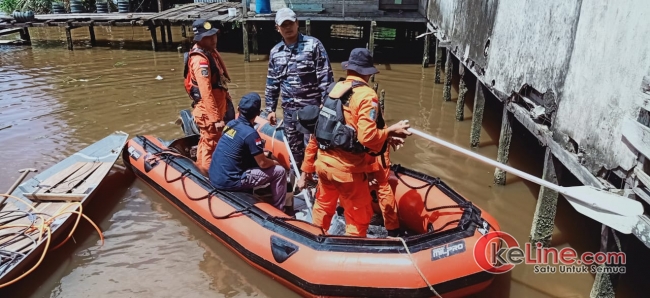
left=390, top=236, right=442, bottom=298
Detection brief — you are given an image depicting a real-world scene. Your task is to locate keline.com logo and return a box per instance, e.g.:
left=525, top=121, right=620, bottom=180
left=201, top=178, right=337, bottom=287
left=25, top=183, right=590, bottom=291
left=472, top=231, right=626, bottom=274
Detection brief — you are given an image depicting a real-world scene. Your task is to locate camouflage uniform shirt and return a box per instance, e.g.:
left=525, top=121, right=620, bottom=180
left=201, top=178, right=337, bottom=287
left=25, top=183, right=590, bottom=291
left=265, top=33, right=333, bottom=112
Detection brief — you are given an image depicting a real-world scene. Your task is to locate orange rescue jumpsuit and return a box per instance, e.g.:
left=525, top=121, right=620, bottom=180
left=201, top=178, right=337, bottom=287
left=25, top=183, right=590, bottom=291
left=368, top=149, right=400, bottom=232
left=187, top=44, right=230, bottom=174
left=301, top=75, right=388, bottom=237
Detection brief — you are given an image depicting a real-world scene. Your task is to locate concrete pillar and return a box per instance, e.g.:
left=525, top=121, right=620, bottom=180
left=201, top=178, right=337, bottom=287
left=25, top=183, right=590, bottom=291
left=435, top=38, right=443, bottom=84
left=590, top=227, right=625, bottom=298
left=529, top=148, right=561, bottom=246
left=149, top=26, right=158, bottom=51
left=368, top=21, right=376, bottom=57
left=65, top=26, right=73, bottom=51
left=470, top=81, right=486, bottom=148
left=456, top=67, right=467, bottom=121
left=243, top=20, right=250, bottom=62
left=494, top=104, right=513, bottom=185
left=422, top=33, right=430, bottom=68
left=88, top=22, right=96, bottom=47
left=443, top=48, right=452, bottom=102
left=166, top=24, right=173, bottom=46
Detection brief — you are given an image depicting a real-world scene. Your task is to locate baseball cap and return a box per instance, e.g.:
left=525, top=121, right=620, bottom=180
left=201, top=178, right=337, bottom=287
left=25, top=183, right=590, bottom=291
left=275, top=8, right=297, bottom=26
left=192, top=19, right=218, bottom=42
left=239, top=92, right=262, bottom=119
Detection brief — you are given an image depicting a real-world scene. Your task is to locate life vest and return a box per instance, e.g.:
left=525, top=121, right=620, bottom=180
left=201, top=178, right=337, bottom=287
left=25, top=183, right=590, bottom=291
left=183, top=47, right=225, bottom=107
left=313, top=79, right=387, bottom=157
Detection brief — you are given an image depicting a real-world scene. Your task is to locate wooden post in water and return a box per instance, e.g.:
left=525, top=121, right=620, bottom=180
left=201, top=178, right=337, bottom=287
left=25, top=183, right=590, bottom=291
left=166, top=24, right=173, bottom=47
left=89, top=21, right=96, bottom=47
left=368, top=21, right=376, bottom=57
left=306, top=19, right=311, bottom=35
left=243, top=20, right=250, bottom=62
left=18, top=27, right=30, bottom=42
left=181, top=25, right=186, bottom=38
left=242, top=0, right=248, bottom=16
left=149, top=26, right=158, bottom=51
left=422, top=33, right=430, bottom=68
left=435, top=38, right=443, bottom=84
left=65, top=25, right=73, bottom=51
left=494, top=104, right=513, bottom=185
left=379, top=89, right=386, bottom=114
left=442, top=48, right=452, bottom=101
left=529, top=147, right=561, bottom=246
left=469, top=81, right=486, bottom=147
left=456, top=67, right=467, bottom=121
left=160, top=25, right=167, bottom=48
left=590, top=227, right=626, bottom=297
left=373, top=83, right=378, bottom=92
left=158, top=0, right=163, bottom=12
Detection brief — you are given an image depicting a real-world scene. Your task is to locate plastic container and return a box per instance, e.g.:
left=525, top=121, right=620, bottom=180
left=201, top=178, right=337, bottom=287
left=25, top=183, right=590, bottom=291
left=228, top=7, right=237, bottom=17
left=255, top=0, right=271, bottom=14
left=117, top=0, right=130, bottom=13
left=70, top=0, right=85, bottom=13
left=52, top=3, right=66, bottom=14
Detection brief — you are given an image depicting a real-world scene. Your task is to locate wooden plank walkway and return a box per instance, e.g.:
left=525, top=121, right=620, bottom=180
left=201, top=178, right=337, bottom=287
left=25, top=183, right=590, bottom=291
left=144, top=2, right=244, bottom=24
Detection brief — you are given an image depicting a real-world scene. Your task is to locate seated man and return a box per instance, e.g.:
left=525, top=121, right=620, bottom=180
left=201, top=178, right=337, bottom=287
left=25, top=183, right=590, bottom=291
left=208, top=92, right=288, bottom=213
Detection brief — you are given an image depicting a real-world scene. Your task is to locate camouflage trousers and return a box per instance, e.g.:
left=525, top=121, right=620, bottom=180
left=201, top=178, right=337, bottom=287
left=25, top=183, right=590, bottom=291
left=283, top=109, right=310, bottom=171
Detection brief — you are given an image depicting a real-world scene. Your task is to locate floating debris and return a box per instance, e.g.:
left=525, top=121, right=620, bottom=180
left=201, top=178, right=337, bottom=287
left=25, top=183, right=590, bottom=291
left=156, top=75, right=163, bottom=80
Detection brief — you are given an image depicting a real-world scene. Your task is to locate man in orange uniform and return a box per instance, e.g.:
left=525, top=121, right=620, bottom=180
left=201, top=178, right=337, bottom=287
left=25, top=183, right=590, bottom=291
left=297, top=48, right=411, bottom=237
left=184, top=19, right=235, bottom=176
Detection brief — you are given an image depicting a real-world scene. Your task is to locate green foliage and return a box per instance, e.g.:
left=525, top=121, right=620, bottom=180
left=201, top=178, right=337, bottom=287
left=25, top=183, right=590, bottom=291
left=15, top=0, right=53, bottom=14
left=0, top=0, right=20, bottom=13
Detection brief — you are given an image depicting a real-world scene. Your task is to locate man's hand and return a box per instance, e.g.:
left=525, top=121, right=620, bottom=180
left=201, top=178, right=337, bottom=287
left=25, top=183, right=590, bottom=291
left=387, top=120, right=412, bottom=139
left=268, top=112, right=277, bottom=126
left=368, top=172, right=379, bottom=190
left=215, top=120, right=226, bottom=132
left=389, top=137, right=405, bottom=151
left=297, top=172, right=313, bottom=191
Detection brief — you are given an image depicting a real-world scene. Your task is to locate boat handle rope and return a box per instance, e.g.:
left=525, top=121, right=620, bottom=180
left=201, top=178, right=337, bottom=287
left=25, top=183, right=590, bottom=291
left=390, top=236, right=442, bottom=298
left=157, top=152, right=252, bottom=220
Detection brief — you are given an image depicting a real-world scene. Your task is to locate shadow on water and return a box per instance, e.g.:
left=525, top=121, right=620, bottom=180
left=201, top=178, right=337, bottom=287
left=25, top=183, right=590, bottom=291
left=0, top=168, right=134, bottom=298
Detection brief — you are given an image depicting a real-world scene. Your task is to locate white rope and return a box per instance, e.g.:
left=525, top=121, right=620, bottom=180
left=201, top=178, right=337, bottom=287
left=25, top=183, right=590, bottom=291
left=390, top=236, right=442, bottom=298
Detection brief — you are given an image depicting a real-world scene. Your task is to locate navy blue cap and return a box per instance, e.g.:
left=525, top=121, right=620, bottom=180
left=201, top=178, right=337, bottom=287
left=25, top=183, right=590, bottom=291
left=239, top=92, right=262, bottom=119
left=341, top=48, right=379, bottom=75
left=192, top=19, right=218, bottom=42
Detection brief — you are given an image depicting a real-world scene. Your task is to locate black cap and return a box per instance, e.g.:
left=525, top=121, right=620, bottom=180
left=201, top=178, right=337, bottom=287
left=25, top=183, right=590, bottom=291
left=239, top=92, right=262, bottom=119
left=192, top=19, right=218, bottom=42
left=293, top=105, right=320, bottom=134
left=341, top=48, right=379, bottom=75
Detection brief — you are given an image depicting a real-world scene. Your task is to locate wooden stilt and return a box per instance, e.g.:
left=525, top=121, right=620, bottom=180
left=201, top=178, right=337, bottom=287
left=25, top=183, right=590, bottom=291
left=456, top=68, right=467, bottom=121
left=88, top=22, right=96, bottom=47
left=529, top=147, right=561, bottom=246
left=306, top=19, right=311, bottom=36
left=379, top=89, right=386, bottom=114
left=19, top=27, right=30, bottom=42
left=243, top=20, right=249, bottom=62
left=435, top=38, right=443, bottom=84
left=159, top=25, right=167, bottom=48
left=157, top=0, right=163, bottom=12
left=470, top=81, right=486, bottom=148
left=442, top=48, right=452, bottom=101
left=65, top=26, right=73, bottom=51
left=368, top=21, right=376, bottom=56
left=590, top=227, right=626, bottom=297
left=149, top=26, right=158, bottom=51
left=166, top=24, right=173, bottom=46
left=494, top=104, right=513, bottom=185
left=422, top=33, right=430, bottom=68
left=181, top=25, right=186, bottom=38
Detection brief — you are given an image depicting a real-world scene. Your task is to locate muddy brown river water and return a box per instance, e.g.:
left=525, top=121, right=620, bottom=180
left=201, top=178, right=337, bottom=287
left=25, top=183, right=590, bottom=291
left=0, top=27, right=648, bottom=298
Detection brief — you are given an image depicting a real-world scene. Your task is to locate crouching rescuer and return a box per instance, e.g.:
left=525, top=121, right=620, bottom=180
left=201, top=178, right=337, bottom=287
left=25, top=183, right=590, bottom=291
left=296, top=48, right=411, bottom=237
left=208, top=93, right=289, bottom=214
left=183, top=19, right=235, bottom=176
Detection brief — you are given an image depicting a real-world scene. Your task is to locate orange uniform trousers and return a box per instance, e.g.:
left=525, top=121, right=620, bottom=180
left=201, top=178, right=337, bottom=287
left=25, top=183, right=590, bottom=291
left=192, top=102, right=225, bottom=175
left=371, top=161, right=400, bottom=231
left=313, top=160, right=374, bottom=237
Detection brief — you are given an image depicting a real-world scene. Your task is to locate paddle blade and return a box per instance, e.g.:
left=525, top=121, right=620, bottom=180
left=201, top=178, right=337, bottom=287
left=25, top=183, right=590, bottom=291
left=562, top=186, right=644, bottom=217
left=567, top=200, right=637, bottom=234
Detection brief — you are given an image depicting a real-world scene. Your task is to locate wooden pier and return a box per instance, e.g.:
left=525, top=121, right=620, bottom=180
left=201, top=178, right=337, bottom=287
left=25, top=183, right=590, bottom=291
left=0, top=1, right=428, bottom=63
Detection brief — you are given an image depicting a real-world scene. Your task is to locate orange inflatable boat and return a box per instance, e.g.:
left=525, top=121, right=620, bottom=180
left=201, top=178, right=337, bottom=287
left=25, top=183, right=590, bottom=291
left=122, top=111, right=501, bottom=297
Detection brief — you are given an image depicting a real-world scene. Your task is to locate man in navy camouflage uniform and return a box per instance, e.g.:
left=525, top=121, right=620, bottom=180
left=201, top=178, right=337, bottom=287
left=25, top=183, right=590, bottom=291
left=265, top=8, right=334, bottom=170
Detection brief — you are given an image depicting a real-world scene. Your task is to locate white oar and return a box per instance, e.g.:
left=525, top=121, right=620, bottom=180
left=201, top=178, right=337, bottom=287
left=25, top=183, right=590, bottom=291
left=275, top=120, right=314, bottom=219
left=407, top=128, right=643, bottom=219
